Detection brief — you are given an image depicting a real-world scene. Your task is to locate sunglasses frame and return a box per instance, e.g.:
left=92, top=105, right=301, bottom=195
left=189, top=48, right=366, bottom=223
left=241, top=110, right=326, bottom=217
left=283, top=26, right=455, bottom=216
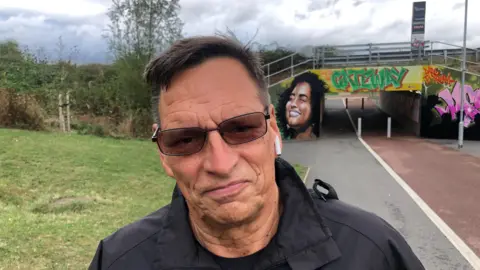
left=151, top=110, right=271, bottom=156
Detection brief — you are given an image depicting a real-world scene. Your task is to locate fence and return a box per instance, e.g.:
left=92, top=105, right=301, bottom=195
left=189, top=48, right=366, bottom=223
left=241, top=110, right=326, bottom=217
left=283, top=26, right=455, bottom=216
left=58, top=91, right=71, bottom=132
left=264, top=40, right=480, bottom=88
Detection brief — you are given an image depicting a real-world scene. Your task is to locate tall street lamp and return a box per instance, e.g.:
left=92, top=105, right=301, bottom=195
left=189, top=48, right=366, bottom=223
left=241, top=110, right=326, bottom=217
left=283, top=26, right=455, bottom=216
left=458, top=0, right=468, bottom=149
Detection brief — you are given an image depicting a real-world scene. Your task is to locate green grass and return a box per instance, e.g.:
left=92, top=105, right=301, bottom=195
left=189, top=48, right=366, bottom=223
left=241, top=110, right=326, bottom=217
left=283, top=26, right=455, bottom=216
left=293, top=164, right=308, bottom=181
left=0, top=128, right=176, bottom=269
left=0, top=128, right=308, bottom=269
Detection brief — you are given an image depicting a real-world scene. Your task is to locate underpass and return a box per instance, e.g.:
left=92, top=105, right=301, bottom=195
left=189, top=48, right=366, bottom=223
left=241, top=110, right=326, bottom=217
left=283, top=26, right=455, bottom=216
left=281, top=99, right=475, bottom=270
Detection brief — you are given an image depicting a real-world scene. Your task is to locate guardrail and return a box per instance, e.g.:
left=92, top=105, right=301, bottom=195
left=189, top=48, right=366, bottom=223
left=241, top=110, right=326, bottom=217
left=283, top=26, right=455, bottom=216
left=264, top=40, right=480, bottom=87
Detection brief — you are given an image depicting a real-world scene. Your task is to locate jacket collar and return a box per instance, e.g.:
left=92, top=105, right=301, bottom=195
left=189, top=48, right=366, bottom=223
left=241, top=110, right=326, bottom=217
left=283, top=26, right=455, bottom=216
left=154, top=158, right=341, bottom=270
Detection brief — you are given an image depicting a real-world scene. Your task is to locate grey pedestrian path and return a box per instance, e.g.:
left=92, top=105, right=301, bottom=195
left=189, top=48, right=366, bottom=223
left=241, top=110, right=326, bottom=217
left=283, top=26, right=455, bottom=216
left=427, top=139, right=480, bottom=159
left=280, top=99, right=474, bottom=270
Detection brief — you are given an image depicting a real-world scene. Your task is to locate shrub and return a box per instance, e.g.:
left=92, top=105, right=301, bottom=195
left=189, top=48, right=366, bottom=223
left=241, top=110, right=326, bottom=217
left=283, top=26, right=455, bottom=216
left=0, top=88, right=45, bottom=130
left=72, top=110, right=152, bottom=139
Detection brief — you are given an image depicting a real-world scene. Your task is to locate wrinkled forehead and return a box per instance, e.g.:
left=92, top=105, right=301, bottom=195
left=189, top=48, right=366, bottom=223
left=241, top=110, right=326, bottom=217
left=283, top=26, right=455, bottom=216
left=158, top=58, right=264, bottom=129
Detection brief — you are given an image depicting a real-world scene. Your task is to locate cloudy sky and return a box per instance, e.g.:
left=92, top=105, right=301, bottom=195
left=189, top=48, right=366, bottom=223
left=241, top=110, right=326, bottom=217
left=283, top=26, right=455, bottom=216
left=0, top=0, right=478, bottom=63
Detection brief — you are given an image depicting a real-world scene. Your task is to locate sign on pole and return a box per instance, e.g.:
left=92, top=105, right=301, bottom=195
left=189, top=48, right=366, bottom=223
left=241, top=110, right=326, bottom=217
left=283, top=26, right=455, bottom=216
left=411, top=1, right=426, bottom=49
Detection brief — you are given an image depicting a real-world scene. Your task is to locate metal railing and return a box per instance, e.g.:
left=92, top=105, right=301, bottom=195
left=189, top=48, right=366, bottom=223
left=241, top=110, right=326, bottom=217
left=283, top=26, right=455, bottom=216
left=264, top=40, right=480, bottom=87
left=427, top=41, right=480, bottom=76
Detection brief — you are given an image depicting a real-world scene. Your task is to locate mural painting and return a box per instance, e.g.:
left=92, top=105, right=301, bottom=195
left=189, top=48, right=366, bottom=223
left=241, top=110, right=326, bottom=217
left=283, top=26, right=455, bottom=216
left=420, top=65, right=480, bottom=140
left=269, top=66, right=423, bottom=141
left=314, top=65, right=423, bottom=93
left=269, top=65, right=480, bottom=141
left=273, top=72, right=327, bottom=140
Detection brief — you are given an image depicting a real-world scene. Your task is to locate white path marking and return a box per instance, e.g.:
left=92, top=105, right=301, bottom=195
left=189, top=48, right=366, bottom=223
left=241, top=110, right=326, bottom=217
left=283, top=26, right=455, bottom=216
left=341, top=98, right=480, bottom=270
left=303, top=167, right=310, bottom=184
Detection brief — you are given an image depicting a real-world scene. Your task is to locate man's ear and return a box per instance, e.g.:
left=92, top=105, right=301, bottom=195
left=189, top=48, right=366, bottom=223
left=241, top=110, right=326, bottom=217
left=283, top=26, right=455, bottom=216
left=159, top=154, right=175, bottom=178
left=268, top=104, right=281, bottom=137
left=153, top=123, right=174, bottom=177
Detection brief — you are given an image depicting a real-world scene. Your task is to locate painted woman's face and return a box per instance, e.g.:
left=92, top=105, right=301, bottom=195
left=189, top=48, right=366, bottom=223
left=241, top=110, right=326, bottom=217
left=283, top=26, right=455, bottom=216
left=285, top=82, right=312, bottom=129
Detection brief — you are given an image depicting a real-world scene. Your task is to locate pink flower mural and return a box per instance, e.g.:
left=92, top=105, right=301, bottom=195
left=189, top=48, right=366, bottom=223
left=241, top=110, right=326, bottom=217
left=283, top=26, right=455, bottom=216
left=435, top=82, right=480, bottom=127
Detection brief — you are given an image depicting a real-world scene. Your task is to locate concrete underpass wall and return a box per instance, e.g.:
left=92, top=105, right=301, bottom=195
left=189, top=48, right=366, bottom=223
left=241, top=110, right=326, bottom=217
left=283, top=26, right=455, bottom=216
left=378, top=91, right=421, bottom=136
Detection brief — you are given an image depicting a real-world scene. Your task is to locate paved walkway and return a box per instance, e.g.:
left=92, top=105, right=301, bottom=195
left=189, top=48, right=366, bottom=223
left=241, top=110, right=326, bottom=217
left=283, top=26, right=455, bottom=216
left=364, top=137, right=480, bottom=255
left=281, top=99, right=474, bottom=270
left=346, top=98, right=480, bottom=268
left=427, top=139, right=480, bottom=159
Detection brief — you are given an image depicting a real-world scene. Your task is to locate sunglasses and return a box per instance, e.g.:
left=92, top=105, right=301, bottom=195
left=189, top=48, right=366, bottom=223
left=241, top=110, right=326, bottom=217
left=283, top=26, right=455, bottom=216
left=152, top=110, right=271, bottom=156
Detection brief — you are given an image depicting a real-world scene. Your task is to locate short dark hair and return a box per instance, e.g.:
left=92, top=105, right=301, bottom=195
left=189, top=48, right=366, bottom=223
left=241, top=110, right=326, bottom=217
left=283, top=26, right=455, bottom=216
left=276, top=71, right=328, bottom=139
left=144, top=36, right=270, bottom=125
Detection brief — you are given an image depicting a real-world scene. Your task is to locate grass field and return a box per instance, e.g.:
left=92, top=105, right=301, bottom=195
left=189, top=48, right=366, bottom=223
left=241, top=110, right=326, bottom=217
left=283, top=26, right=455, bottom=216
left=0, top=128, right=307, bottom=269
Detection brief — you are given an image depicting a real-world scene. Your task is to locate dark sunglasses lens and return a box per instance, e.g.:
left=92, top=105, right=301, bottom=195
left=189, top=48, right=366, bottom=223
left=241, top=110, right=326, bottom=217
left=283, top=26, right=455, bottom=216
left=158, top=128, right=205, bottom=155
left=220, top=113, right=267, bottom=145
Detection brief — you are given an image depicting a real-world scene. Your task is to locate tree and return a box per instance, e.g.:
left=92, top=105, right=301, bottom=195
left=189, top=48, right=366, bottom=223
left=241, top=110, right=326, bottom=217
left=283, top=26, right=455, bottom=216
left=104, top=0, right=183, bottom=61
left=100, top=0, right=183, bottom=136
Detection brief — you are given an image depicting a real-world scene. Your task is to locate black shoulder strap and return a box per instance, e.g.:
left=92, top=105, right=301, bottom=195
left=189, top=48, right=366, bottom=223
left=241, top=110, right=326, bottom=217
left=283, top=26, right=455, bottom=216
left=310, top=179, right=339, bottom=201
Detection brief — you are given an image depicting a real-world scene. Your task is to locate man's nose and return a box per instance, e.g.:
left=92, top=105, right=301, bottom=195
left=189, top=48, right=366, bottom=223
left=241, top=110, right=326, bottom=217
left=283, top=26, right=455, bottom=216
left=203, top=131, right=238, bottom=177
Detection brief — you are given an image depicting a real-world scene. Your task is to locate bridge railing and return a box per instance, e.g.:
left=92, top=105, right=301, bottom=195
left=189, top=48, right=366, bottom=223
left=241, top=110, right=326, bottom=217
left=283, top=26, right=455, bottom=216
left=264, top=41, right=480, bottom=87
left=427, top=41, right=480, bottom=76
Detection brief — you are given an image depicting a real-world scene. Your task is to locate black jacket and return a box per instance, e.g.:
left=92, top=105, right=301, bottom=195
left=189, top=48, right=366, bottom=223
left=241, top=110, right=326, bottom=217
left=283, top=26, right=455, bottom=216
left=89, top=158, right=425, bottom=270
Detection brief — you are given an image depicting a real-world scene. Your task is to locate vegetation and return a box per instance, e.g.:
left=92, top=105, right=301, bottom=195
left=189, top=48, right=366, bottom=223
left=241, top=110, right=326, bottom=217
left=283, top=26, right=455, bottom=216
left=0, top=0, right=308, bottom=139
left=0, top=128, right=176, bottom=269
left=0, top=0, right=185, bottom=138
left=0, top=128, right=308, bottom=269
left=293, top=164, right=308, bottom=181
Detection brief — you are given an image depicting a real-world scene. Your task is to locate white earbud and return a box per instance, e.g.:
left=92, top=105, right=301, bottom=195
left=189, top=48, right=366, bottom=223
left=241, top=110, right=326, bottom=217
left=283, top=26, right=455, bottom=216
left=274, top=136, right=282, bottom=156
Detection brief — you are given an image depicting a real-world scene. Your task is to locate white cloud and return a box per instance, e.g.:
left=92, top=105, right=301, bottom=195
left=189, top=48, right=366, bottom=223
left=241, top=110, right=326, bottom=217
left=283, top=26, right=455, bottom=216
left=0, top=0, right=479, bottom=63
left=0, top=0, right=107, bottom=17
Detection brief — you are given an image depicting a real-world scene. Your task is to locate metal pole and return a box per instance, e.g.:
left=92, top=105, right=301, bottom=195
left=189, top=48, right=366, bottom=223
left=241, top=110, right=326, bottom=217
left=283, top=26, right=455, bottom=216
left=387, top=117, right=391, bottom=138
left=290, top=55, right=294, bottom=77
left=368, top=43, right=372, bottom=64
left=417, top=46, right=421, bottom=63
left=267, top=64, right=270, bottom=86
left=429, top=41, right=433, bottom=65
left=321, top=47, right=325, bottom=68
left=458, top=0, right=468, bottom=149
left=357, top=118, right=362, bottom=137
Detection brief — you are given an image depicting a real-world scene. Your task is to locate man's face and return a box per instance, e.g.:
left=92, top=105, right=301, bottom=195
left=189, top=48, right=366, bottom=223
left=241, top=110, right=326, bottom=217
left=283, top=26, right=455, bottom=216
left=286, top=82, right=312, bottom=128
left=157, top=57, right=281, bottom=225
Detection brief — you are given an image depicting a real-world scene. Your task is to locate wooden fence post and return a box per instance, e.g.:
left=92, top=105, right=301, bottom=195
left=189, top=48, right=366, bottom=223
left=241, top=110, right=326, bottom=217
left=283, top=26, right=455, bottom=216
left=58, top=93, right=65, bottom=132
left=66, top=91, right=71, bottom=132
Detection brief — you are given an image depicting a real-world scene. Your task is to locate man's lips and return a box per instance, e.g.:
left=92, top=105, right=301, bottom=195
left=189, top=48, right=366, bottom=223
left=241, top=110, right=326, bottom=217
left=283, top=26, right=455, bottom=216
left=204, top=180, right=249, bottom=199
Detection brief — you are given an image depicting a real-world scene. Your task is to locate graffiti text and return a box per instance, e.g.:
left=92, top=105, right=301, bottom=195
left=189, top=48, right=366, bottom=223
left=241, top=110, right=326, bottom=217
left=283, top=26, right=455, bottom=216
left=423, top=66, right=456, bottom=85
left=435, top=82, right=480, bottom=128
left=331, top=67, right=409, bottom=92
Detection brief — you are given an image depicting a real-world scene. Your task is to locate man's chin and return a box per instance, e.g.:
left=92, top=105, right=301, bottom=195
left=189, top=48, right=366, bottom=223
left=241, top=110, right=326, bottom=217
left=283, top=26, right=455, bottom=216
left=210, top=201, right=263, bottom=226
